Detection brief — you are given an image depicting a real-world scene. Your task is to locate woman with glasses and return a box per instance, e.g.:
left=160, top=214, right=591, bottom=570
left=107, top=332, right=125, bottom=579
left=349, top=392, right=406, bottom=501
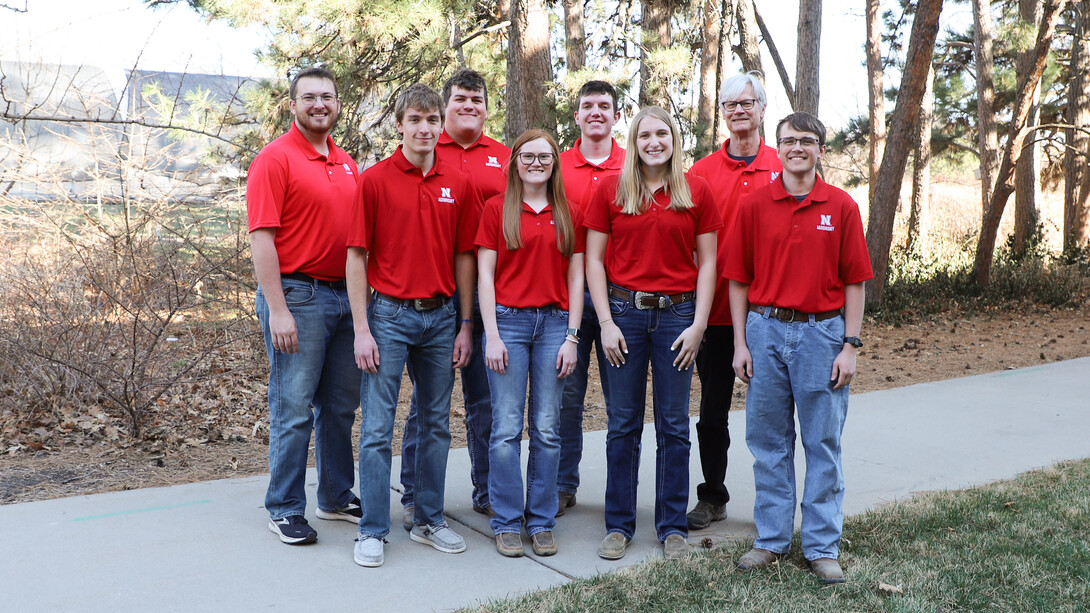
left=477, top=130, right=584, bottom=558
left=584, top=106, right=721, bottom=561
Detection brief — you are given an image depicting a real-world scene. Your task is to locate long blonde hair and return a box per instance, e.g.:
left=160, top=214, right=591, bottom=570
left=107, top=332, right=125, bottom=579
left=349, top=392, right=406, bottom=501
left=502, top=130, right=575, bottom=258
left=615, top=106, right=692, bottom=215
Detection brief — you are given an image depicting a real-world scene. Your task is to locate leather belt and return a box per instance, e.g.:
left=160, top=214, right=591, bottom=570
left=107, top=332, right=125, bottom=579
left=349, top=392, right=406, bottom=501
left=372, top=290, right=450, bottom=312
left=282, top=272, right=346, bottom=289
left=749, top=304, right=841, bottom=322
left=609, top=284, right=695, bottom=310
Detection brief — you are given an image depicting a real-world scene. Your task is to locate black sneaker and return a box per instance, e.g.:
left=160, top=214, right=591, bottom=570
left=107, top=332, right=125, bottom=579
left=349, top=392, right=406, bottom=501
left=268, top=515, right=317, bottom=544
left=316, top=496, right=362, bottom=523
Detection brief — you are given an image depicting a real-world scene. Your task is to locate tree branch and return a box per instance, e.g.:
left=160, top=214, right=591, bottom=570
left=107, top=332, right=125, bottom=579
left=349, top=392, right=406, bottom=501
left=752, top=1, right=796, bottom=110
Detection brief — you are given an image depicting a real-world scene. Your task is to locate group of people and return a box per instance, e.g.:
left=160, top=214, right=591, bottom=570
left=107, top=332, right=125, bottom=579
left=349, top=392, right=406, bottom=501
left=246, top=64, right=871, bottom=584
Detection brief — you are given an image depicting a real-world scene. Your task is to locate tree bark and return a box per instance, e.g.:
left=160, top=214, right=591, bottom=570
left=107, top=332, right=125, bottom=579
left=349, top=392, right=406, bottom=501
left=505, top=0, right=553, bottom=142
left=1064, top=4, right=1090, bottom=255
left=563, top=0, right=586, bottom=72
left=973, top=0, right=1068, bottom=286
left=907, top=63, right=934, bottom=255
left=795, top=0, right=822, bottom=115
left=639, top=0, right=673, bottom=108
left=753, top=4, right=796, bottom=110
left=696, top=0, right=724, bottom=156
left=866, top=0, right=886, bottom=204
left=1012, top=0, right=1042, bottom=257
left=972, top=0, right=999, bottom=221
left=865, top=0, right=944, bottom=304
left=734, top=0, right=764, bottom=140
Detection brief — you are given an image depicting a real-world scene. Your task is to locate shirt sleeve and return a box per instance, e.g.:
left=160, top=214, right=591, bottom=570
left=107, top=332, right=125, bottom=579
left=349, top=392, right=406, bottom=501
left=475, top=196, right=503, bottom=251
left=582, top=176, right=615, bottom=234
left=838, top=199, right=874, bottom=284
left=570, top=204, right=587, bottom=254
left=346, top=170, right=375, bottom=250
left=689, top=176, right=724, bottom=234
left=455, top=179, right=484, bottom=254
left=723, top=194, right=755, bottom=284
left=245, top=150, right=287, bottom=233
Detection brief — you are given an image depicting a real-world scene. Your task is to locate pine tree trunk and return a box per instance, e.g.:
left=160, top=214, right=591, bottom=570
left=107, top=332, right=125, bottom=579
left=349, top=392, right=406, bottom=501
left=1012, top=0, right=1042, bottom=257
left=505, top=0, right=553, bottom=142
left=795, top=0, right=822, bottom=115
left=1064, top=4, right=1090, bottom=255
left=639, top=0, right=673, bottom=108
left=866, top=0, right=886, bottom=204
left=972, top=0, right=999, bottom=221
left=563, top=0, right=586, bottom=72
left=734, top=0, right=764, bottom=140
left=907, top=64, right=934, bottom=255
left=696, top=0, right=724, bottom=156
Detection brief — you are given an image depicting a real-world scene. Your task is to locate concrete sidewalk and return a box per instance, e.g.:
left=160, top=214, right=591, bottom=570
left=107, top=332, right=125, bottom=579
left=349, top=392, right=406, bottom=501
left=3, top=357, right=1088, bottom=612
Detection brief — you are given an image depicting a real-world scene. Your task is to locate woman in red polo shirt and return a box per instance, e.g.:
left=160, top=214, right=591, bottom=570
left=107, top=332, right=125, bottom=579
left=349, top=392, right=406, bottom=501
left=477, top=130, right=584, bottom=559
left=584, top=106, right=721, bottom=561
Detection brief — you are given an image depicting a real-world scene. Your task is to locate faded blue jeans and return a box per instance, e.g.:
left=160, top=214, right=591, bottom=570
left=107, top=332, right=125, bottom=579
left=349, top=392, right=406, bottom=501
left=357, top=296, right=456, bottom=538
left=744, top=309, right=849, bottom=561
left=485, top=305, right=567, bottom=535
left=603, top=294, right=695, bottom=542
left=256, top=277, right=360, bottom=520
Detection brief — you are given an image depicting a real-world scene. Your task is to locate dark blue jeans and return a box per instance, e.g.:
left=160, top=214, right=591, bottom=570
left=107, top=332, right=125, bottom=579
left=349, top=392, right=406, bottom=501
left=603, top=294, right=695, bottom=542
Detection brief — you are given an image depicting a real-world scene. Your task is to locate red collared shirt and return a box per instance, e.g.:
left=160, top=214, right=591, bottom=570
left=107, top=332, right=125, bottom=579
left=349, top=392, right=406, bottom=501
left=584, top=173, right=722, bottom=294
left=348, top=146, right=481, bottom=299
left=559, top=138, right=626, bottom=212
left=725, top=176, right=873, bottom=313
left=689, top=139, right=782, bottom=325
left=476, top=196, right=586, bottom=310
left=246, top=123, right=359, bottom=281
left=435, top=131, right=510, bottom=202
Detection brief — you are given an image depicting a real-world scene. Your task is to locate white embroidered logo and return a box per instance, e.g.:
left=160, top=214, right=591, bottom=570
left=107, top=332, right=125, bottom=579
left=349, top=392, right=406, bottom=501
left=438, top=186, right=455, bottom=204
left=770, top=171, right=780, bottom=182
left=486, top=156, right=501, bottom=168
left=817, top=214, right=835, bottom=232
left=343, top=163, right=353, bottom=175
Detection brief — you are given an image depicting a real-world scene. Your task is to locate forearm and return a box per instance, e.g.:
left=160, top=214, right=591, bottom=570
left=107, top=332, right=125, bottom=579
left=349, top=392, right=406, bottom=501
left=346, top=247, right=371, bottom=335
left=690, top=232, right=717, bottom=329
left=728, top=280, right=751, bottom=346
left=477, top=250, right=499, bottom=339
left=454, top=251, right=476, bottom=321
left=843, top=282, right=865, bottom=337
left=585, top=231, right=611, bottom=323
left=566, top=254, right=585, bottom=330
left=250, top=229, right=287, bottom=312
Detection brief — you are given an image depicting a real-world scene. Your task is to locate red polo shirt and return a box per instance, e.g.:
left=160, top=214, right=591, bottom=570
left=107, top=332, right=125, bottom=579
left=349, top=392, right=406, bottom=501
left=559, top=138, right=625, bottom=212
left=475, top=196, right=586, bottom=310
left=436, top=131, right=510, bottom=202
left=725, top=176, right=873, bottom=313
left=246, top=123, right=358, bottom=281
left=689, top=139, right=782, bottom=325
left=583, top=173, right=722, bottom=294
left=348, top=146, right=481, bottom=300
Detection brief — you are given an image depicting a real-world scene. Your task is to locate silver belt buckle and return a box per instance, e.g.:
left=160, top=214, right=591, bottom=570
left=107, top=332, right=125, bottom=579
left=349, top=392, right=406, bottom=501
left=411, top=299, right=427, bottom=311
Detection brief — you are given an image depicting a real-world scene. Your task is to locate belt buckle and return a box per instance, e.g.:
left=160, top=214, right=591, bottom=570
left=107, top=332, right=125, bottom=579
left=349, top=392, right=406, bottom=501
left=634, top=291, right=656, bottom=310
left=779, top=308, right=796, bottom=321
left=411, top=298, right=428, bottom=311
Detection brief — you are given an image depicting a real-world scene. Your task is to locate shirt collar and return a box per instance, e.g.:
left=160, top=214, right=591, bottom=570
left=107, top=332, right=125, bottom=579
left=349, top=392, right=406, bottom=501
left=390, top=145, right=444, bottom=177
left=288, top=123, right=339, bottom=162
left=571, top=137, right=624, bottom=169
left=770, top=174, right=831, bottom=205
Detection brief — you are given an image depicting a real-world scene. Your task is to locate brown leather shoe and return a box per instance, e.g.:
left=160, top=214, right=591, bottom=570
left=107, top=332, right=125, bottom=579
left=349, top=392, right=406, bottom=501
left=556, top=491, right=576, bottom=517
left=495, top=532, right=524, bottom=557
left=531, top=531, right=558, bottom=556
left=597, top=532, right=629, bottom=560
left=809, top=557, right=846, bottom=584
left=663, top=534, right=689, bottom=560
left=736, top=548, right=782, bottom=570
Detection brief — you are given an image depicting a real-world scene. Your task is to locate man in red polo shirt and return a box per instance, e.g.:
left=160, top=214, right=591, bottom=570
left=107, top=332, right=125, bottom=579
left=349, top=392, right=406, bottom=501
left=555, top=80, right=625, bottom=516
left=399, top=68, right=508, bottom=524
left=726, top=112, right=872, bottom=584
left=685, top=71, right=782, bottom=531
left=247, top=67, right=362, bottom=546
left=346, top=84, right=480, bottom=568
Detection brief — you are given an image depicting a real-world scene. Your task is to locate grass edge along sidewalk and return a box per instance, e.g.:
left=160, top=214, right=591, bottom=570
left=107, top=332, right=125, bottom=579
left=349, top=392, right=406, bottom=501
left=464, top=458, right=1090, bottom=612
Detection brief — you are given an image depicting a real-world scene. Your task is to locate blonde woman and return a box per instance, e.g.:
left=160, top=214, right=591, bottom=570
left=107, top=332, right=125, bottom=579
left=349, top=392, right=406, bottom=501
left=583, top=106, right=721, bottom=560
left=477, top=130, right=585, bottom=557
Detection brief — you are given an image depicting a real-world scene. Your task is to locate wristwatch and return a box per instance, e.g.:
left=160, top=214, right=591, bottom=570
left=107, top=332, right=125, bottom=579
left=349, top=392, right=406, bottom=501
left=843, top=336, right=863, bottom=348
left=566, top=328, right=581, bottom=339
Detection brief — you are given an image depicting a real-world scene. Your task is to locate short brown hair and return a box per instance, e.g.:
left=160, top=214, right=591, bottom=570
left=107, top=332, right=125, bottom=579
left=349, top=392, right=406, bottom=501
left=395, top=83, right=444, bottom=123
left=441, top=68, right=488, bottom=108
left=289, top=67, right=337, bottom=99
left=776, top=111, right=826, bottom=147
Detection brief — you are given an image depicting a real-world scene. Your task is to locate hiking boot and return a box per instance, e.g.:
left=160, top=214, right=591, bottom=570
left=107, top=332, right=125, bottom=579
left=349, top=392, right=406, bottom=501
left=495, top=532, right=525, bottom=557
left=267, top=515, right=317, bottom=545
left=353, top=536, right=384, bottom=567
left=410, top=522, right=467, bottom=554
left=686, top=500, right=727, bottom=530
left=555, top=491, right=577, bottom=517
left=663, top=534, right=689, bottom=560
left=472, top=503, right=495, bottom=517
left=531, top=531, right=558, bottom=556
left=737, top=548, right=782, bottom=570
left=402, top=505, right=414, bottom=531
left=810, top=557, right=847, bottom=584
left=316, top=496, right=362, bottom=523
left=597, top=532, right=629, bottom=560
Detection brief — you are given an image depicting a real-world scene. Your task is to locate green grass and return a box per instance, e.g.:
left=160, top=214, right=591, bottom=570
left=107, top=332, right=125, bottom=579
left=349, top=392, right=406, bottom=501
left=463, top=459, right=1090, bottom=612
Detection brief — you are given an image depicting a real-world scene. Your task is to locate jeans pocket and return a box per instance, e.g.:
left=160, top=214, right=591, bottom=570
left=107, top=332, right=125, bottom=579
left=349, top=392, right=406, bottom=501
left=281, top=280, right=316, bottom=307
left=495, top=304, right=517, bottom=318
left=669, top=299, right=696, bottom=321
left=608, top=296, right=630, bottom=317
left=370, top=297, right=403, bottom=320
left=814, top=315, right=845, bottom=344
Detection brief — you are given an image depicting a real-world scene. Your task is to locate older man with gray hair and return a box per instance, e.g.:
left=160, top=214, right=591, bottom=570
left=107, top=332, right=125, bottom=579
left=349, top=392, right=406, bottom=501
left=686, top=70, right=782, bottom=530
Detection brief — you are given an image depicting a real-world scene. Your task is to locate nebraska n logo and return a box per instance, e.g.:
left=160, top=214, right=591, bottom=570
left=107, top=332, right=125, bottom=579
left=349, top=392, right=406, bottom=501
left=817, top=214, right=834, bottom=232
left=486, top=156, right=501, bottom=168
left=438, top=186, right=455, bottom=204
left=441, top=187, right=452, bottom=198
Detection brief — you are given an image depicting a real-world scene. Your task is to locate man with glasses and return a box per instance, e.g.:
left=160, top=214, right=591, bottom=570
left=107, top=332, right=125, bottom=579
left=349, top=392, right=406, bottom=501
left=247, top=67, right=361, bottom=545
left=555, top=80, right=625, bottom=517
left=399, top=68, right=509, bottom=527
left=685, top=71, right=782, bottom=531
left=725, top=112, right=872, bottom=584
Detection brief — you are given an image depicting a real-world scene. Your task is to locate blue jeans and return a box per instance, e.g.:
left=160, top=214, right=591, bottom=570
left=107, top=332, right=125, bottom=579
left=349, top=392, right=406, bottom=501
left=485, top=305, right=567, bottom=535
left=603, top=294, right=695, bottom=541
left=557, top=290, right=611, bottom=495
left=256, top=278, right=360, bottom=520
left=358, top=296, right=457, bottom=538
left=400, top=292, right=492, bottom=510
left=744, top=309, right=848, bottom=560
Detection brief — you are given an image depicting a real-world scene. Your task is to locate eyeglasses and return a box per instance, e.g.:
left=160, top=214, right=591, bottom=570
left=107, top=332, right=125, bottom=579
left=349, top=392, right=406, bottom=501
left=517, top=152, right=555, bottom=165
left=777, top=137, right=821, bottom=148
left=723, top=98, right=758, bottom=111
left=294, top=93, right=338, bottom=105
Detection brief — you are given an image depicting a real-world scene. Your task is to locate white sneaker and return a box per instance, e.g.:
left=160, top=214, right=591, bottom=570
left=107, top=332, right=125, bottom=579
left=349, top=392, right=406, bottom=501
left=410, top=522, right=466, bottom=553
left=353, top=536, right=384, bottom=567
